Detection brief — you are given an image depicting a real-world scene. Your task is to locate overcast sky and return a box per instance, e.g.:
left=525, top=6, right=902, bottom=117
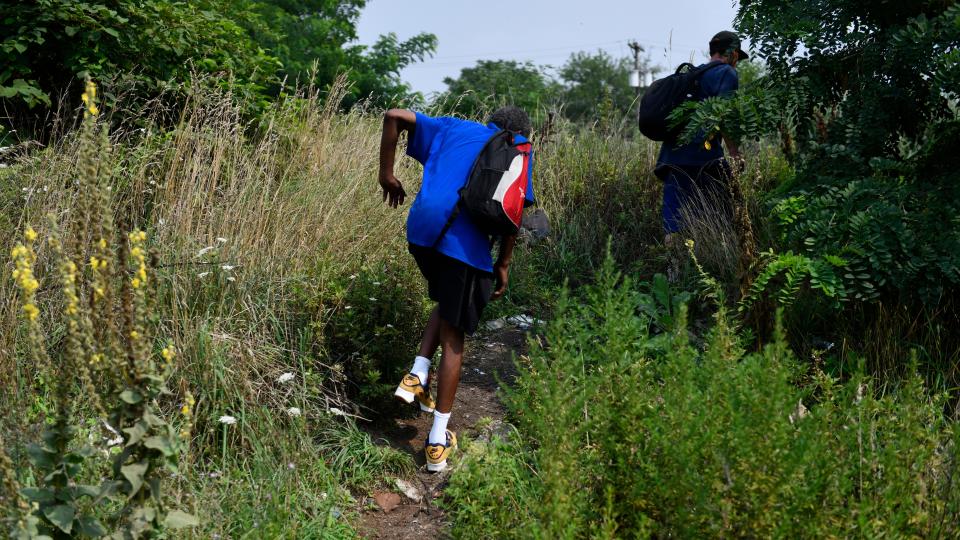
left=356, top=0, right=742, bottom=97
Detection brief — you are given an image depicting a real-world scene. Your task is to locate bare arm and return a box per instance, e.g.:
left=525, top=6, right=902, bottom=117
left=491, top=234, right=517, bottom=300
left=378, top=108, right=417, bottom=207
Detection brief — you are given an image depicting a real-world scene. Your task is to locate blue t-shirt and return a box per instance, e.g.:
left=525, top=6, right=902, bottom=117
left=657, top=62, right=739, bottom=167
left=405, top=112, right=535, bottom=273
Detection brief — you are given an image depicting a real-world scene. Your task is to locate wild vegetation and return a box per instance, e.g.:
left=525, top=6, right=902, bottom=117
left=1, top=0, right=959, bottom=538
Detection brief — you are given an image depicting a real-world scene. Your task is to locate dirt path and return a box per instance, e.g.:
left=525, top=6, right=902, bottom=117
left=357, top=327, right=526, bottom=539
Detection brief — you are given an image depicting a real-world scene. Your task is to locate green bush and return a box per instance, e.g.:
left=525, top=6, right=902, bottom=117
left=296, top=255, right=429, bottom=406
left=446, top=260, right=960, bottom=538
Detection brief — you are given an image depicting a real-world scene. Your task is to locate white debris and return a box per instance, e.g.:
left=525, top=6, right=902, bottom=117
left=394, top=478, right=422, bottom=502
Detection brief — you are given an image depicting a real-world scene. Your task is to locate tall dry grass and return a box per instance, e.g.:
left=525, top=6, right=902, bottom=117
left=1, top=77, right=422, bottom=536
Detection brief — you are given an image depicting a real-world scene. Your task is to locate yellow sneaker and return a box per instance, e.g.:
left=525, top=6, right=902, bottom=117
left=425, top=430, right=457, bottom=472
left=394, top=373, right=435, bottom=412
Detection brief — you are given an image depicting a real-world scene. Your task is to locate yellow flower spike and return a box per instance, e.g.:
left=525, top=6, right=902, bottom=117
left=180, top=405, right=190, bottom=416
left=130, top=330, right=139, bottom=340
left=131, top=278, right=141, bottom=289
left=703, top=140, right=712, bottom=151
left=685, top=239, right=695, bottom=249
left=161, top=345, right=176, bottom=363
left=24, top=227, right=37, bottom=242
left=98, top=238, right=107, bottom=250
left=22, top=304, right=39, bottom=321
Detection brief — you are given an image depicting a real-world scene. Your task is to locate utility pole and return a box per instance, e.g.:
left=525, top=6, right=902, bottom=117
left=628, top=41, right=644, bottom=98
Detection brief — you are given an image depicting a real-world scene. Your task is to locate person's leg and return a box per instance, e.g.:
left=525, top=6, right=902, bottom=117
left=434, top=318, right=464, bottom=415
left=418, top=306, right=442, bottom=359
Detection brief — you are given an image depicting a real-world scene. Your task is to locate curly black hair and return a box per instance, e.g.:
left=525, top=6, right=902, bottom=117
left=487, top=106, right=532, bottom=137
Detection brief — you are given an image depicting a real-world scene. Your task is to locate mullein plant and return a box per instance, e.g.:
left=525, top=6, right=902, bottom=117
left=6, top=81, right=197, bottom=539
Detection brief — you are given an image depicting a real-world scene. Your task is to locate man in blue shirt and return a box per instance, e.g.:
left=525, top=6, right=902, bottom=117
left=378, top=106, right=535, bottom=472
left=655, top=31, right=747, bottom=271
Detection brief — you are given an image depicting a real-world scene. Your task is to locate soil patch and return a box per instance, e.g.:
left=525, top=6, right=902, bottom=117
left=357, top=327, right=527, bottom=539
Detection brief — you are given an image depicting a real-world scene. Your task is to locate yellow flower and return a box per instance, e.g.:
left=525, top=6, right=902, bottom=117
left=98, top=238, right=107, bottom=250
left=685, top=239, right=695, bottom=249
left=130, top=330, right=139, bottom=340
left=181, top=405, right=191, bottom=416
left=24, top=227, right=37, bottom=242
left=703, top=140, right=712, bottom=151
left=131, top=278, right=141, bottom=288
left=22, top=304, right=39, bottom=321
left=161, top=345, right=176, bottom=363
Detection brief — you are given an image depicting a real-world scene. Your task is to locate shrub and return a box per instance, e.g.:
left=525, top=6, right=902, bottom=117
left=447, top=258, right=960, bottom=538
left=295, top=255, right=429, bottom=407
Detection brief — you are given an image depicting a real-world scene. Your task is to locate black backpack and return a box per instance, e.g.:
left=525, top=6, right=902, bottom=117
left=433, top=130, right=533, bottom=247
left=638, top=61, right=724, bottom=142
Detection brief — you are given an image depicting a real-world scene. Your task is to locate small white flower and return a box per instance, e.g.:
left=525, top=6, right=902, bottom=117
left=386, top=324, right=394, bottom=328
left=158, top=218, right=165, bottom=226
left=227, top=276, right=236, bottom=282
left=373, top=281, right=381, bottom=286
left=218, top=415, right=237, bottom=425
left=287, top=407, right=301, bottom=417
left=369, top=297, right=377, bottom=302
left=345, top=305, right=352, bottom=310
left=349, top=274, right=357, bottom=280
left=329, top=407, right=347, bottom=416
left=197, top=246, right=215, bottom=257
left=197, top=271, right=210, bottom=278
left=221, top=264, right=235, bottom=271
left=287, top=462, right=295, bottom=470
left=277, top=372, right=295, bottom=384
left=216, top=237, right=228, bottom=243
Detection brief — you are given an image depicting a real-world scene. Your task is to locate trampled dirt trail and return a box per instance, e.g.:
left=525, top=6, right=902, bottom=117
left=357, top=327, right=527, bottom=539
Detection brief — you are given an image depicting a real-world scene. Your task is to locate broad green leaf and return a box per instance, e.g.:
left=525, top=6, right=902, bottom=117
left=144, top=435, right=174, bottom=456
left=163, top=510, right=199, bottom=529
left=43, top=504, right=75, bottom=534
left=124, top=421, right=148, bottom=446
left=77, top=515, right=108, bottom=537
left=20, top=486, right=55, bottom=503
left=121, top=461, right=149, bottom=495
left=120, top=390, right=142, bottom=404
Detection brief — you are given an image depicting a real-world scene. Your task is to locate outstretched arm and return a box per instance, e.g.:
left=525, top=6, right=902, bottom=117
left=379, top=109, right=417, bottom=208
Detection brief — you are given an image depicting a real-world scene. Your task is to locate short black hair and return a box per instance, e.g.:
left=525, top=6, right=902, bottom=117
left=488, top=106, right=531, bottom=137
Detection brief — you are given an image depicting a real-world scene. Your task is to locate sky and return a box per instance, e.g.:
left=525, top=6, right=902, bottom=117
left=356, top=0, right=742, bottom=97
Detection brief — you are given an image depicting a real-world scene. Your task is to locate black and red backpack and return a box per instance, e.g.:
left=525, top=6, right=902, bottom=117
left=432, top=129, right=533, bottom=247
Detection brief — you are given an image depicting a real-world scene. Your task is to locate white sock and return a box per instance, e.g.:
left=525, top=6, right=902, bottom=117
left=428, top=410, right=451, bottom=445
left=410, top=355, right=430, bottom=385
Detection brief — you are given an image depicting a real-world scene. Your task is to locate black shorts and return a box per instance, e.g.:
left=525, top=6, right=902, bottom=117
left=409, top=244, right=493, bottom=335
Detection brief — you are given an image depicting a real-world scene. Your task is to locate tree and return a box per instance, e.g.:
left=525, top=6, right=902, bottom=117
left=235, top=1, right=437, bottom=107
left=678, top=1, right=960, bottom=310
left=0, top=0, right=437, bottom=128
left=559, top=50, right=640, bottom=122
left=439, top=60, right=560, bottom=121
left=0, top=1, right=279, bottom=114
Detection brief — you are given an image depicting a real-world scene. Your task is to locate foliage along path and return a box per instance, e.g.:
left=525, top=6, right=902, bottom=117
left=358, top=326, right=527, bottom=539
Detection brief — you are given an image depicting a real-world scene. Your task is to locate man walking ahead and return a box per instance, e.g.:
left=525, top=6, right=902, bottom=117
left=378, top=106, right=535, bottom=472
left=655, top=31, right=748, bottom=247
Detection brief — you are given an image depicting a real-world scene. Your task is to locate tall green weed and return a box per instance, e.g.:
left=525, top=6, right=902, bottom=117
left=447, top=258, right=960, bottom=538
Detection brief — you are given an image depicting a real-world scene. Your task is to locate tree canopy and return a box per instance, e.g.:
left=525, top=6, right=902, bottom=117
left=0, top=0, right=437, bottom=123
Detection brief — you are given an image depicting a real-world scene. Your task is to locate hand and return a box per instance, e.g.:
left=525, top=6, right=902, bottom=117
left=379, top=172, right=406, bottom=208
left=491, top=262, right=509, bottom=300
